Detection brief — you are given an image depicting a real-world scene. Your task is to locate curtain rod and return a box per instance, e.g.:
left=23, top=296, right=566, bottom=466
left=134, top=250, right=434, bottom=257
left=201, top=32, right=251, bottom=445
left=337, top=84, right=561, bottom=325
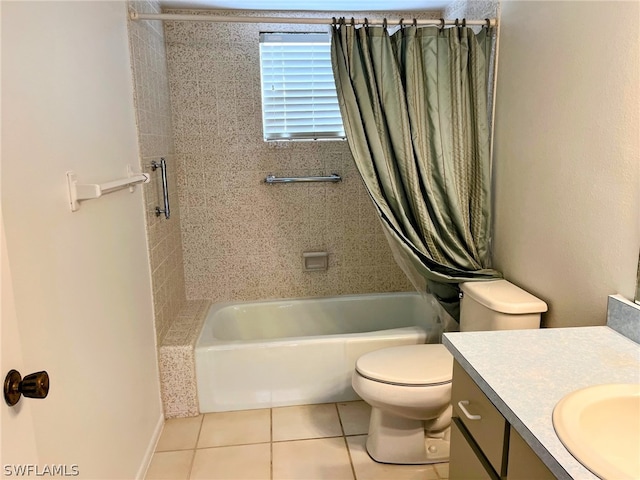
left=129, top=11, right=496, bottom=27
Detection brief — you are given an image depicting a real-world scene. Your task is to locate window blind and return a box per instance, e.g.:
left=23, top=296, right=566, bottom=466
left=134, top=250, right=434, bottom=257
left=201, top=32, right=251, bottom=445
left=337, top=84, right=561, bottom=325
left=259, top=33, right=345, bottom=141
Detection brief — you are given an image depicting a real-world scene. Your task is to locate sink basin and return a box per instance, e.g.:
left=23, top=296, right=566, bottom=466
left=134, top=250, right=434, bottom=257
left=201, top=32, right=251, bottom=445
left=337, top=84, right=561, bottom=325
left=553, top=383, right=640, bottom=480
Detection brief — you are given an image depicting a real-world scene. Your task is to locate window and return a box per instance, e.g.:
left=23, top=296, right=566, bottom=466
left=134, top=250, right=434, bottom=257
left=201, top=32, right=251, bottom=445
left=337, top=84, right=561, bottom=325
left=259, top=33, right=345, bottom=141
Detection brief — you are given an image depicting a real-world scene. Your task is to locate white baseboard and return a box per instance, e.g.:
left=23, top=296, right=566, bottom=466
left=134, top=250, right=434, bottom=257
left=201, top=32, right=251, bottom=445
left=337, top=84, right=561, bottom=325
left=136, top=413, right=164, bottom=480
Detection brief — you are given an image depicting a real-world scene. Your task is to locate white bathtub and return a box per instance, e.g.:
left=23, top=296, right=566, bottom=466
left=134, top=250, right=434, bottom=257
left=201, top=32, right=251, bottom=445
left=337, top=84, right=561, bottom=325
left=195, top=292, right=437, bottom=412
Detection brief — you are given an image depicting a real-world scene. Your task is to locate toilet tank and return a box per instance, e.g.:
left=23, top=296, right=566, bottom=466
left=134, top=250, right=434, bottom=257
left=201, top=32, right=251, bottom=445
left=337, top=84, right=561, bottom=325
left=459, top=280, right=548, bottom=332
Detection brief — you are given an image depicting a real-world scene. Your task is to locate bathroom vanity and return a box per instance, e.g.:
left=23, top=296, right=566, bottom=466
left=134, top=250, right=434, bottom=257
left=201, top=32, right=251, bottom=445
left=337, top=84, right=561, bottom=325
left=443, top=325, right=640, bottom=479
left=449, top=360, right=555, bottom=479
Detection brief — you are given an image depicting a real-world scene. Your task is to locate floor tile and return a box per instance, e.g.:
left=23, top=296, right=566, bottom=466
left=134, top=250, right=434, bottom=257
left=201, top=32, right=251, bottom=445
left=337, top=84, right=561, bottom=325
left=337, top=401, right=371, bottom=436
left=272, top=403, right=343, bottom=441
left=273, top=437, right=354, bottom=480
left=347, top=435, right=440, bottom=480
left=151, top=403, right=451, bottom=480
left=145, top=450, right=194, bottom=480
left=197, top=408, right=270, bottom=448
left=156, top=415, right=203, bottom=452
left=190, top=443, right=271, bottom=480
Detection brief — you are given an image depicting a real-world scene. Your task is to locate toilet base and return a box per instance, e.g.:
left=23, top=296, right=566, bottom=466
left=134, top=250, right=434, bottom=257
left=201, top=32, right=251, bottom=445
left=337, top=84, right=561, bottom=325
left=365, top=408, right=450, bottom=465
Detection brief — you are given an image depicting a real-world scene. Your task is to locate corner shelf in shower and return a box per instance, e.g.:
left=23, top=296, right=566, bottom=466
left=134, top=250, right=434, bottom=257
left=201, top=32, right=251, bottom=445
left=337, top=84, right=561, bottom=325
left=66, top=165, right=150, bottom=212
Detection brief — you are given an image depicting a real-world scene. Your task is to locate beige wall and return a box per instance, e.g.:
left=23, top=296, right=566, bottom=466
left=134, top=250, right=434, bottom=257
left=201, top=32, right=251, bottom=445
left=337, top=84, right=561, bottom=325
left=492, top=1, right=640, bottom=327
left=163, top=10, right=444, bottom=302
left=1, top=2, right=162, bottom=477
left=128, top=0, right=187, bottom=343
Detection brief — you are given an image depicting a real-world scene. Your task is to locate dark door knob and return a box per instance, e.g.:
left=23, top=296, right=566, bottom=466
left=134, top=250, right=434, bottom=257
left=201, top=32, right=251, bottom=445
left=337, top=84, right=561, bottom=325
left=4, top=370, right=49, bottom=406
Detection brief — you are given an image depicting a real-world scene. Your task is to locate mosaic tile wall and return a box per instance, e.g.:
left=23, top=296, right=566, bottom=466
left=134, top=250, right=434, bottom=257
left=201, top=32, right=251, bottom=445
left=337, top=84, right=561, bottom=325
left=163, top=9, right=447, bottom=302
left=445, top=0, right=500, bottom=20
left=158, top=300, right=210, bottom=417
left=128, top=0, right=187, bottom=343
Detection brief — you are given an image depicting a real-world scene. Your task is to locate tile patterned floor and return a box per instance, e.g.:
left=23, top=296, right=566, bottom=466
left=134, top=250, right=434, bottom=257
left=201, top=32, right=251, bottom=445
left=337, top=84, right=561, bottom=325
left=146, top=401, right=450, bottom=480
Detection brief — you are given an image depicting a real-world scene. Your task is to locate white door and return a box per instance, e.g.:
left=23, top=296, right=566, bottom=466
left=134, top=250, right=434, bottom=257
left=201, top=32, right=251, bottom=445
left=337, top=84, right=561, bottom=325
left=1, top=217, right=39, bottom=471
left=1, top=2, right=163, bottom=477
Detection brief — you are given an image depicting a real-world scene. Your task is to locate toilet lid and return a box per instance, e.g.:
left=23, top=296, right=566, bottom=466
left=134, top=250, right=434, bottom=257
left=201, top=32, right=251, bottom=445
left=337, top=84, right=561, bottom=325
left=355, top=344, right=453, bottom=386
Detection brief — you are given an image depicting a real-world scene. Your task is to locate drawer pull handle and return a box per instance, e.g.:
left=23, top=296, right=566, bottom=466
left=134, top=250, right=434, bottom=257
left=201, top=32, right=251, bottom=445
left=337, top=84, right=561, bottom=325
left=458, top=400, right=482, bottom=420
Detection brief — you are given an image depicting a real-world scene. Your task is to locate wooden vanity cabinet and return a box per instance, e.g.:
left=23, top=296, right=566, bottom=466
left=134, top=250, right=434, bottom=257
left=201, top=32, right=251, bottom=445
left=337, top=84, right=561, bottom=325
left=450, top=361, right=508, bottom=479
left=450, top=360, right=556, bottom=480
left=507, top=427, right=555, bottom=480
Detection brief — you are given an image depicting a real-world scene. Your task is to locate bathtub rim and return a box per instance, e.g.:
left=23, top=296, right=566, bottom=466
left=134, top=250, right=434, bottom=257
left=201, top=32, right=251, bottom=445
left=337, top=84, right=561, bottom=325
left=196, top=291, right=432, bottom=348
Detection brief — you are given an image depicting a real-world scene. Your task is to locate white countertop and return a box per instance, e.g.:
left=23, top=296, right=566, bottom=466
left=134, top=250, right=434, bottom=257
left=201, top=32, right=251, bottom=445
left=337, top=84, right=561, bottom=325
left=443, top=326, right=640, bottom=479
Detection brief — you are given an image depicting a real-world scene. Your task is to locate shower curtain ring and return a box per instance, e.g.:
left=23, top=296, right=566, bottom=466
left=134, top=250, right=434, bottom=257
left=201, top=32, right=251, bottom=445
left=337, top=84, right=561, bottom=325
left=440, top=18, right=445, bottom=30
left=413, top=18, right=417, bottom=27
left=351, top=17, right=355, bottom=27
left=364, top=17, right=368, bottom=27
left=485, top=18, right=491, bottom=29
left=332, top=17, right=336, bottom=27
left=383, top=18, right=387, bottom=29
left=399, top=18, right=404, bottom=30
left=462, top=18, right=466, bottom=27
left=455, top=18, right=459, bottom=27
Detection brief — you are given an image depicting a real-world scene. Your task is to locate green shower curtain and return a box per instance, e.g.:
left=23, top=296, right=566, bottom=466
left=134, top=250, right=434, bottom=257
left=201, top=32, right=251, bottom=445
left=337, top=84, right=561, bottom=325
left=331, top=23, right=501, bottom=320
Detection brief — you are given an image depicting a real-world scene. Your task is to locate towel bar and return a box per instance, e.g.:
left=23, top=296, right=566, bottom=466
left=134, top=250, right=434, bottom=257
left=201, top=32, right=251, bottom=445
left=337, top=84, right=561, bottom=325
left=66, top=166, right=149, bottom=212
left=265, top=173, right=342, bottom=184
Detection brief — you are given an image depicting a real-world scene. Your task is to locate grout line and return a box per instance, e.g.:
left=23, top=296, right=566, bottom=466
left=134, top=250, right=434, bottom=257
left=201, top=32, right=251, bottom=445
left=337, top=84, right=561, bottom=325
left=194, top=414, right=205, bottom=449
left=270, top=408, right=274, bottom=480
left=272, top=435, right=345, bottom=444
left=193, top=440, right=273, bottom=450
left=186, top=449, right=196, bottom=480
left=343, top=435, right=358, bottom=480
left=335, top=403, right=357, bottom=480
left=335, top=402, right=346, bottom=437
left=434, top=462, right=450, bottom=480
left=186, top=414, right=205, bottom=479
left=155, top=446, right=200, bottom=452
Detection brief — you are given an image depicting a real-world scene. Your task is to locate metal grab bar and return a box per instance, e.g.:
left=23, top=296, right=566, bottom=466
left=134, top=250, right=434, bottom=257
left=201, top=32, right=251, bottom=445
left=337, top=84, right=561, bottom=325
left=151, top=158, right=170, bottom=219
left=265, top=173, right=342, bottom=184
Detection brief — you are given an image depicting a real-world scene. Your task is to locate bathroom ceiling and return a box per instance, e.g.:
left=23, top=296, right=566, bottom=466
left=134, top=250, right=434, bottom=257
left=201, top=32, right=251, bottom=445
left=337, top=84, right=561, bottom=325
left=159, top=0, right=448, bottom=11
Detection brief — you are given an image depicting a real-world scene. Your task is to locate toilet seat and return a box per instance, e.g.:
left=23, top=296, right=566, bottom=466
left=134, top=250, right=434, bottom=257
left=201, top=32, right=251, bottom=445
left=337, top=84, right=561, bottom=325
left=355, top=344, right=453, bottom=386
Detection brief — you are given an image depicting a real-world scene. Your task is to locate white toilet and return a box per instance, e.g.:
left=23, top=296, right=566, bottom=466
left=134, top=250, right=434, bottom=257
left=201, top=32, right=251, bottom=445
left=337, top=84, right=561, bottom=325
left=352, top=279, right=548, bottom=465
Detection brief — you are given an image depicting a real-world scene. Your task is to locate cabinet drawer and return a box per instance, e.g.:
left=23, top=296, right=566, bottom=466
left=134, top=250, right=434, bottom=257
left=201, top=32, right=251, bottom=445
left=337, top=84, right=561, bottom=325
left=451, top=361, right=508, bottom=476
left=450, top=418, right=500, bottom=480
